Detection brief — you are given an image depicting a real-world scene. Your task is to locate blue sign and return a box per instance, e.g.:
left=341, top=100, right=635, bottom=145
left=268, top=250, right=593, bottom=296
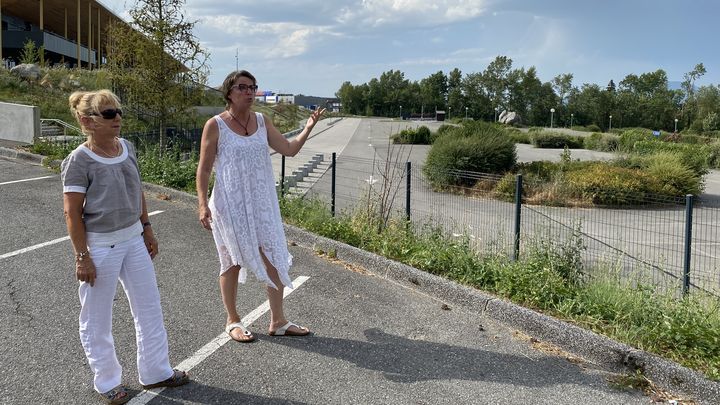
left=652, top=130, right=661, bottom=137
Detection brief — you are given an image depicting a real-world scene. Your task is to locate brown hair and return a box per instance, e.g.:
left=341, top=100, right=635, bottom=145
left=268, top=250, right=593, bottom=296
left=220, top=70, right=257, bottom=108
left=68, top=90, right=122, bottom=135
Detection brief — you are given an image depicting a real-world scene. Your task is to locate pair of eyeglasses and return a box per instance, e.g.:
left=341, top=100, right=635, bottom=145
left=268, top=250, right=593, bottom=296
left=91, top=109, right=123, bottom=119
left=232, top=84, right=259, bottom=93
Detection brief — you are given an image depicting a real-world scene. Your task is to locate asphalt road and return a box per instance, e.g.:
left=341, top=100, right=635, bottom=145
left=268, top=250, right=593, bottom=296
left=0, top=153, right=653, bottom=404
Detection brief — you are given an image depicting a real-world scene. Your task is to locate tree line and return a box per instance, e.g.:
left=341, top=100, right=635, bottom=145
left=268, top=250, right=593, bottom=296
left=335, top=57, right=719, bottom=133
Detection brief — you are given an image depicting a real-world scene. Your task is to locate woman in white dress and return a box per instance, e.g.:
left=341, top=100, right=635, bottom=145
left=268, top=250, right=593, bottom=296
left=196, top=70, right=325, bottom=342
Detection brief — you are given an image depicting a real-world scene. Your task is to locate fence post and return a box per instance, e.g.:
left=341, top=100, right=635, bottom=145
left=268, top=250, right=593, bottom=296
left=405, top=162, right=412, bottom=222
left=683, top=194, right=694, bottom=295
left=512, top=174, right=523, bottom=261
left=331, top=152, right=336, bottom=217
left=280, top=155, right=286, bottom=198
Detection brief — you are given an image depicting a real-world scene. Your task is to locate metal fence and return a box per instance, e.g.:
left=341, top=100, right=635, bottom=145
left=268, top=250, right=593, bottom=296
left=274, top=147, right=720, bottom=298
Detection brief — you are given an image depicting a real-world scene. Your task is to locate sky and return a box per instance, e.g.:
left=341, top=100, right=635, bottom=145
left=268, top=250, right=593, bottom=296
left=99, top=0, right=720, bottom=97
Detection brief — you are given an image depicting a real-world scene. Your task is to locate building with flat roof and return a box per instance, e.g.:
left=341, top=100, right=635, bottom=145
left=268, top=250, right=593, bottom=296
left=1, top=0, right=125, bottom=69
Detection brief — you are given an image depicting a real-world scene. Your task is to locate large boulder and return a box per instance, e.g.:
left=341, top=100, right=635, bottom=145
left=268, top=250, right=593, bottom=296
left=499, top=110, right=521, bottom=125
left=10, top=63, right=41, bottom=82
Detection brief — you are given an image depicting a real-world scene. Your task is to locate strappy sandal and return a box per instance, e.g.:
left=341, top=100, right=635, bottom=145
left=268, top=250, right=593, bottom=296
left=141, top=369, right=190, bottom=390
left=99, top=385, right=130, bottom=404
left=225, top=322, right=256, bottom=342
left=269, top=321, right=311, bottom=336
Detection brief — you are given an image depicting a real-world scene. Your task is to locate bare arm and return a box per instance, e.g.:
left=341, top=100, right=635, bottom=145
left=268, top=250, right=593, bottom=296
left=196, top=118, right=219, bottom=230
left=140, top=192, right=158, bottom=259
left=267, top=108, right=326, bottom=157
left=63, top=192, right=96, bottom=286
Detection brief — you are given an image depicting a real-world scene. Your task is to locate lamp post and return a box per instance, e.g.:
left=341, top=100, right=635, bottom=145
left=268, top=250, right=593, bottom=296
left=674, top=118, right=678, bottom=133
left=465, top=106, right=468, bottom=120
left=448, top=106, right=451, bottom=118
left=399, top=105, right=402, bottom=120
left=494, top=106, right=499, bottom=122
left=609, top=115, right=613, bottom=131
left=570, top=113, right=574, bottom=129
left=550, top=108, right=555, bottom=128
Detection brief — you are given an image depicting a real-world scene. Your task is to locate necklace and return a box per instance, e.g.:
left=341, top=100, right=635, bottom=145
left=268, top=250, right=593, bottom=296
left=89, top=138, right=120, bottom=157
left=228, top=110, right=252, bottom=135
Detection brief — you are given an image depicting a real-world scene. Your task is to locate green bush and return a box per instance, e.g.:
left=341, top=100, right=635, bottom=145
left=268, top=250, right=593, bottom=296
left=391, top=125, right=432, bottom=144
left=584, top=132, right=619, bottom=152
left=586, top=124, right=601, bottom=132
left=531, top=132, right=584, bottom=148
left=645, top=152, right=703, bottom=196
left=509, top=131, right=531, bottom=144
left=566, top=163, right=656, bottom=205
left=423, top=122, right=516, bottom=187
left=618, top=128, right=653, bottom=152
left=632, top=140, right=710, bottom=175
left=136, top=145, right=198, bottom=193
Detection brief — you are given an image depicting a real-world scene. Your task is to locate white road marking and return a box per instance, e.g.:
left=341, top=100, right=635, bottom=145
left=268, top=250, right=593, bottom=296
left=0, top=175, right=55, bottom=186
left=128, top=275, right=311, bottom=405
left=0, top=211, right=164, bottom=260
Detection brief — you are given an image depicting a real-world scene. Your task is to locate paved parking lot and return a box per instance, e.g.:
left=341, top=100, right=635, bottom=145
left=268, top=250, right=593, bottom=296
left=0, top=147, right=659, bottom=404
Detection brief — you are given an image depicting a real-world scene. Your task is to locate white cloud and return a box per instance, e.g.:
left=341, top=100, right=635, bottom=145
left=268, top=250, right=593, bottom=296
left=200, top=15, right=337, bottom=59
left=337, top=0, right=488, bottom=27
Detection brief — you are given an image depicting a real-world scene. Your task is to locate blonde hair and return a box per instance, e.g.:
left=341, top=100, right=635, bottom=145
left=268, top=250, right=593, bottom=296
left=68, top=90, right=122, bottom=134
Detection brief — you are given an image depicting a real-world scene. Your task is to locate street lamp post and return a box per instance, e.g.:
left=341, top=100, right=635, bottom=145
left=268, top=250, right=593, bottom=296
left=550, top=108, right=555, bottom=128
left=609, top=115, right=613, bottom=131
left=465, top=107, right=468, bottom=120
left=494, top=107, right=499, bottom=122
left=448, top=106, right=451, bottom=118
left=674, top=118, right=679, bottom=133
left=399, top=105, right=402, bottom=120
left=570, top=113, right=574, bottom=129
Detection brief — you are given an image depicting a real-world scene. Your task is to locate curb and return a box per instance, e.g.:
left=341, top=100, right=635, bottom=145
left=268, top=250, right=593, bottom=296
left=283, top=224, right=720, bottom=405
left=0, top=146, right=46, bottom=165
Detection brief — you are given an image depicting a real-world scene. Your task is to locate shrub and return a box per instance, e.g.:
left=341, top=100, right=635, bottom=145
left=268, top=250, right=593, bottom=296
left=645, top=152, right=703, bottom=196
left=584, top=132, right=619, bottom=152
left=632, top=140, right=710, bottom=175
left=391, top=125, right=432, bottom=144
left=424, top=122, right=516, bottom=187
left=618, top=128, right=652, bottom=152
left=509, top=131, right=531, bottom=144
left=531, top=132, right=584, bottom=148
left=566, top=163, right=656, bottom=205
left=586, top=124, right=601, bottom=132
left=704, top=112, right=720, bottom=132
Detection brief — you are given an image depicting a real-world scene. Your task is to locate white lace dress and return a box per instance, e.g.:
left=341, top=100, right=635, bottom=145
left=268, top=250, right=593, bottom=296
left=208, top=112, right=293, bottom=289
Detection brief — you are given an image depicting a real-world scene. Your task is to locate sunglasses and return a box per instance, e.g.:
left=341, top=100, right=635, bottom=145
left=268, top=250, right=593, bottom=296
left=92, top=109, right=123, bottom=119
left=231, top=84, right=259, bottom=93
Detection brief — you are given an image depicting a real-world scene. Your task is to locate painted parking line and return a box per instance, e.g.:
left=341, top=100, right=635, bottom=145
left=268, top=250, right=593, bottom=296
left=128, top=275, right=311, bottom=405
left=0, top=175, right=56, bottom=186
left=0, top=210, right=164, bottom=260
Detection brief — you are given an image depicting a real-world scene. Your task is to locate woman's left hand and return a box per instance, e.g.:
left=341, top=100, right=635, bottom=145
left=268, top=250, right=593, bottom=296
left=143, top=228, right=159, bottom=259
left=305, top=108, right=327, bottom=130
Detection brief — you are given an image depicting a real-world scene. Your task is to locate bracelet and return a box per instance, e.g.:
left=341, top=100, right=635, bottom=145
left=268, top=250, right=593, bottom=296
left=75, top=250, right=89, bottom=262
left=142, top=222, right=151, bottom=228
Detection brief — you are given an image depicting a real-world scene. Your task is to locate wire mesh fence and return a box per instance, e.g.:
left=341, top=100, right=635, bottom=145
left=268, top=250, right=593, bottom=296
left=275, top=146, right=720, bottom=298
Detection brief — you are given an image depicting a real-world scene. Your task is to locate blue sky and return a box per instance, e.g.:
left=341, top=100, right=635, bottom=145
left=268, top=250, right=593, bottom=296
left=101, top=0, right=720, bottom=97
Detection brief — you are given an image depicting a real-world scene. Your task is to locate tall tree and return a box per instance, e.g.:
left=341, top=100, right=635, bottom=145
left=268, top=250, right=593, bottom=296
left=482, top=56, right=513, bottom=117
left=681, top=63, right=706, bottom=129
left=107, top=0, right=209, bottom=150
left=446, top=68, right=463, bottom=119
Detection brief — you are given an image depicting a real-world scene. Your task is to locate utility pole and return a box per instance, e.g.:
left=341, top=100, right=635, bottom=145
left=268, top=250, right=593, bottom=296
left=235, top=48, right=238, bottom=71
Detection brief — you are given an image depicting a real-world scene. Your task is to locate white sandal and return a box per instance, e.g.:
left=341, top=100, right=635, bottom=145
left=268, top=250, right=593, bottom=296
left=269, top=321, right=310, bottom=336
left=225, top=322, right=255, bottom=342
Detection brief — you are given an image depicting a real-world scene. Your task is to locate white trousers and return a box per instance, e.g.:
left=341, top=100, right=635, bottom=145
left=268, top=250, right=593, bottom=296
left=78, top=235, right=173, bottom=393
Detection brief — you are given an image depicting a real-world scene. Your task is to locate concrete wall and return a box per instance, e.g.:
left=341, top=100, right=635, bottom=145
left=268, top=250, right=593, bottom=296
left=0, top=102, right=39, bottom=144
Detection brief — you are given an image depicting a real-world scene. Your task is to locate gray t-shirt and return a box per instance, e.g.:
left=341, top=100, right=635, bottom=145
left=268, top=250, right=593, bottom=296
left=61, top=139, right=143, bottom=236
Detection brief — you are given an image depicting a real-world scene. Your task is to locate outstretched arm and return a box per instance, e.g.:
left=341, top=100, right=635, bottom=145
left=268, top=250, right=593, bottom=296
left=267, top=108, right=326, bottom=157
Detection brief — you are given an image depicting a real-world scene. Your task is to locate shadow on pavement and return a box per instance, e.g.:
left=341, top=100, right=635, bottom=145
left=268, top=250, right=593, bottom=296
left=265, top=328, right=599, bottom=387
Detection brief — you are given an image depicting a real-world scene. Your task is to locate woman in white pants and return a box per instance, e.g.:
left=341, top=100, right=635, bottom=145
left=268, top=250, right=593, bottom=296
left=62, top=90, right=189, bottom=404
